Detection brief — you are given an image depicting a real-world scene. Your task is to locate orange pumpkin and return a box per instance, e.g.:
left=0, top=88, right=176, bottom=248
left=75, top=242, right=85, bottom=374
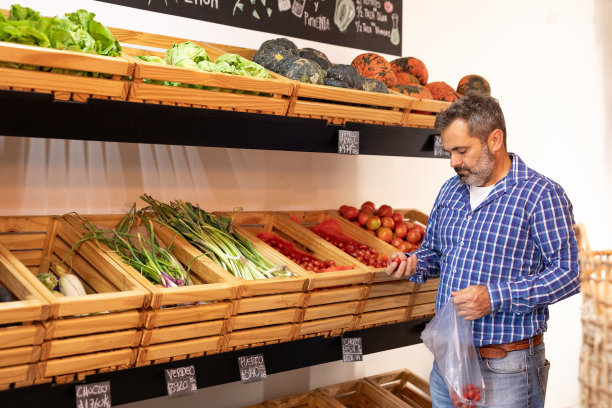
left=390, top=57, right=428, bottom=85
left=426, top=81, right=455, bottom=100
left=457, top=75, right=491, bottom=95
left=395, top=72, right=420, bottom=85
left=391, top=84, right=432, bottom=99
left=351, top=53, right=397, bottom=87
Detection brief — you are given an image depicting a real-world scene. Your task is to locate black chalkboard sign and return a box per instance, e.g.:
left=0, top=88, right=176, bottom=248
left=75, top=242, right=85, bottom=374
left=75, top=381, right=111, bottom=408
left=165, top=365, right=198, bottom=398
left=237, top=353, right=267, bottom=384
left=341, top=337, right=363, bottom=362
left=94, top=0, right=402, bottom=55
left=338, top=129, right=359, bottom=155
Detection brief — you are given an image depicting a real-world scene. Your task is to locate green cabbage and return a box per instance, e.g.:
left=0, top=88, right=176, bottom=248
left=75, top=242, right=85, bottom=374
left=164, top=41, right=209, bottom=69
left=215, top=53, right=270, bottom=78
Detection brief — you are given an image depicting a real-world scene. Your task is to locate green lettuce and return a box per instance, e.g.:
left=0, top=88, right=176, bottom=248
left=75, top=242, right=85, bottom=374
left=165, top=42, right=209, bottom=69
left=214, top=53, right=270, bottom=78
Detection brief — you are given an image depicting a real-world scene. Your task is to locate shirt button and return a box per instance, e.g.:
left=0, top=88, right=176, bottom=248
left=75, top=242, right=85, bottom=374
left=460, top=241, right=464, bottom=246
left=467, top=215, right=472, bottom=220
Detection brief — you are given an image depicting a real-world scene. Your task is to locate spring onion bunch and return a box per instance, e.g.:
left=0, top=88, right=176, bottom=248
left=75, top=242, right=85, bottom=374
left=73, top=205, right=190, bottom=288
left=139, top=194, right=291, bottom=280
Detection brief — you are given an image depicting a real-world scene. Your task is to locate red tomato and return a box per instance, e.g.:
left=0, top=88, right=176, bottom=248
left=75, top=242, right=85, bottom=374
left=343, top=206, right=359, bottom=220
left=381, top=216, right=395, bottom=229
left=391, top=237, right=404, bottom=248
left=365, top=229, right=376, bottom=236
left=397, top=241, right=413, bottom=253
left=358, top=211, right=372, bottom=226
left=360, top=201, right=376, bottom=213
left=394, top=223, right=407, bottom=239
left=377, top=204, right=393, bottom=217
left=391, top=212, right=403, bottom=224
left=376, top=227, right=393, bottom=243
left=406, top=229, right=421, bottom=244
left=339, top=205, right=348, bottom=215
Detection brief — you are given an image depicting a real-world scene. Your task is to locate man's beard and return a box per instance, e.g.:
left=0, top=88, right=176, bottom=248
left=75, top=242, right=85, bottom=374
left=454, top=145, right=495, bottom=186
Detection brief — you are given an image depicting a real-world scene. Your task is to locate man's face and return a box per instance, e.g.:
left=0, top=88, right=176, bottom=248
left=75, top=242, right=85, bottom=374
left=441, top=119, right=495, bottom=187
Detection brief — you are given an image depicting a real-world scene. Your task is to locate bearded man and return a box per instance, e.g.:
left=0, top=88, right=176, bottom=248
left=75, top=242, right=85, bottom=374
left=386, top=92, right=580, bottom=408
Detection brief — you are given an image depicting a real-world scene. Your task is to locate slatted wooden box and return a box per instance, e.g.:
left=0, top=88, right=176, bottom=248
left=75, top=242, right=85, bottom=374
left=107, top=28, right=295, bottom=115
left=0, top=218, right=50, bottom=389
left=318, top=378, right=412, bottom=408
left=258, top=390, right=346, bottom=408
left=282, top=211, right=437, bottom=330
left=221, top=211, right=372, bottom=340
left=365, top=370, right=432, bottom=408
left=63, top=214, right=239, bottom=366
left=0, top=9, right=131, bottom=103
left=0, top=216, right=148, bottom=384
left=140, top=211, right=310, bottom=351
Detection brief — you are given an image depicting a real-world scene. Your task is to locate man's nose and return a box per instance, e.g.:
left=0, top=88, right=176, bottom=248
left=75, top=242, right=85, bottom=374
left=450, top=153, right=461, bottom=168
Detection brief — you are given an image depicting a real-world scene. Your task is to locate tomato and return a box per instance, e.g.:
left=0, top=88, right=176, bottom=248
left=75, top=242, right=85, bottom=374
left=343, top=206, right=359, bottom=220
left=360, top=201, right=376, bottom=213
left=391, top=237, right=404, bottom=248
left=413, top=224, right=426, bottom=236
left=397, top=241, right=412, bottom=253
left=381, top=216, right=395, bottom=229
left=394, top=222, right=407, bottom=239
left=406, top=229, right=421, bottom=244
left=365, top=229, right=376, bottom=236
left=377, top=204, right=393, bottom=217
left=376, top=227, right=393, bottom=243
left=366, top=216, right=381, bottom=231
left=391, top=212, right=403, bottom=224
left=339, top=205, right=348, bottom=215
left=358, top=211, right=372, bottom=226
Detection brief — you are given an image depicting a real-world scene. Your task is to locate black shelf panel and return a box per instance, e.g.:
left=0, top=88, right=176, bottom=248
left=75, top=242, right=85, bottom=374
left=0, top=318, right=429, bottom=407
left=0, top=90, right=441, bottom=157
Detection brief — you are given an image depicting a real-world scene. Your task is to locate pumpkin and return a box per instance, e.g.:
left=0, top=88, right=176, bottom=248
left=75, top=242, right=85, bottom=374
left=457, top=75, right=491, bottom=95
left=282, top=58, right=325, bottom=84
left=351, top=53, right=397, bottom=87
left=259, top=38, right=298, bottom=55
left=390, top=57, right=428, bottom=85
left=324, top=78, right=351, bottom=88
left=395, top=72, right=420, bottom=85
left=253, top=48, right=297, bottom=73
left=439, top=90, right=461, bottom=102
left=299, top=48, right=332, bottom=71
left=361, top=77, right=389, bottom=93
left=326, top=64, right=363, bottom=89
left=425, top=81, right=456, bottom=100
left=391, top=84, right=432, bottom=99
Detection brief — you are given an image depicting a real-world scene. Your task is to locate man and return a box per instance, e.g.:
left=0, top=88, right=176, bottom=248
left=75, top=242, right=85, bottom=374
left=386, top=93, right=580, bottom=408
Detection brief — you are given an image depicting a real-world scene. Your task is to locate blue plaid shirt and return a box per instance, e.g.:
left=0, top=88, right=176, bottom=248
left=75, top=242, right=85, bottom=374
left=411, top=154, right=580, bottom=347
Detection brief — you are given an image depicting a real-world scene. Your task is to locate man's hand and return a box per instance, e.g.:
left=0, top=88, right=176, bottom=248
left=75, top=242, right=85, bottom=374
left=451, top=285, right=491, bottom=320
left=385, top=252, right=417, bottom=279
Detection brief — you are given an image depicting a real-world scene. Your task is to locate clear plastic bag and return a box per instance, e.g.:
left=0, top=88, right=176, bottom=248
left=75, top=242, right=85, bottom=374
left=421, top=300, right=485, bottom=407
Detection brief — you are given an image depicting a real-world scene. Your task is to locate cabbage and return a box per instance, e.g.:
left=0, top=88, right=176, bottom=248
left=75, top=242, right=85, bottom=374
left=165, top=41, right=209, bottom=69
left=215, top=53, right=270, bottom=78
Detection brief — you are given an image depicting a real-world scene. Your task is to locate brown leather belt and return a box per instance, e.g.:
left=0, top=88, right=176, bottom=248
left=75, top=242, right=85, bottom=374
left=478, top=334, right=544, bottom=359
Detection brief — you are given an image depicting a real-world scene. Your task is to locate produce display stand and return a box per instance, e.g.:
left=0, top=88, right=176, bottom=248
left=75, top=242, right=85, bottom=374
left=366, top=369, right=432, bottom=408
left=108, top=27, right=295, bottom=115
left=256, top=389, right=346, bottom=408
left=62, top=214, right=240, bottom=367
left=0, top=216, right=148, bottom=384
left=280, top=211, right=437, bottom=330
left=318, top=378, right=412, bottom=407
left=223, top=211, right=372, bottom=340
left=0, top=217, right=50, bottom=390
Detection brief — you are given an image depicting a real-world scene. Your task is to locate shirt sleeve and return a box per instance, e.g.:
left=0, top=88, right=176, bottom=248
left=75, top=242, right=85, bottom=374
left=487, top=184, right=581, bottom=314
left=409, top=195, right=442, bottom=284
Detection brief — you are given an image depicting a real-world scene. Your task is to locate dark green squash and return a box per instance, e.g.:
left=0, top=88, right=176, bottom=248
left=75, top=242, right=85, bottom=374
left=324, top=78, right=351, bottom=88
left=259, top=38, right=298, bottom=55
left=281, top=58, right=325, bottom=84
left=252, top=48, right=296, bottom=73
left=360, top=77, right=389, bottom=93
left=325, top=64, right=362, bottom=89
left=298, top=48, right=332, bottom=71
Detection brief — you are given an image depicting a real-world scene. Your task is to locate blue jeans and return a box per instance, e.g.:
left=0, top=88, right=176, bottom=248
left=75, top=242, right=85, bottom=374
left=429, top=342, right=550, bottom=407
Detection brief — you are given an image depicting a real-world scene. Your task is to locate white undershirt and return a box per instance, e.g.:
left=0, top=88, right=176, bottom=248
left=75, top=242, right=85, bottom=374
left=469, top=184, right=495, bottom=210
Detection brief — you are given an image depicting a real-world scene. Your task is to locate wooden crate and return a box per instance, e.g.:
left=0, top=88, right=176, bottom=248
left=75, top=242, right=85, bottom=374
left=63, top=215, right=239, bottom=366
left=0, top=9, right=131, bottom=103
left=260, top=390, right=346, bottom=408
left=107, top=27, right=295, bottom=115
left=0, top=216, right=148, bottom=383
left=365, top=370, right=432, bottom=408
left=223, top=211, right=371, bottom=340
left=282, top=211, right=437, bottom=329
left=318, top=378, right=412, bottom=408
left=0, top=223, right=49, bottom=390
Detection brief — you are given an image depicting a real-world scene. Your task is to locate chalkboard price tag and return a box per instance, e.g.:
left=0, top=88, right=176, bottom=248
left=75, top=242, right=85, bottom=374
left=433, top=135, right=449, bottom=158
left=165, top=365, right=198, bottom=399
left=75, top=380, right=111, bottom=408
left=238, top=353, right=267, bottom=384
left=342, top=337, right=363, bottom=362
left=338, top=130, right=359, bottom=155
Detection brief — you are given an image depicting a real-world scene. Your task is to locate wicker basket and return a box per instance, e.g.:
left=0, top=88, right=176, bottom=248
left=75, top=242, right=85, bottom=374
left=577, top=224, right=612, bottom=407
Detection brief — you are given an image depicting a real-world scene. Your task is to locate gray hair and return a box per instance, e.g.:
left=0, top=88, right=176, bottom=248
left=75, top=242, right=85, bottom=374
left=434, top=92, right=507, bottom=148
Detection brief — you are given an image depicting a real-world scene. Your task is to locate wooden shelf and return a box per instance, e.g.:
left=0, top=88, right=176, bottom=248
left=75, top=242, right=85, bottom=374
left=0, top=318, right=430, bottom=407
left=0, top=89, right=442, bottom=158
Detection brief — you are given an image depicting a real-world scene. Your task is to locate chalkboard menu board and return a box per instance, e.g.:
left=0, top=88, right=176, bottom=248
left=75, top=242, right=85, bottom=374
left=341, top=337, right=363, bottom=362
left=165, top=365, right=198, bottom=398
left=94, top=0, right=402, bottom=55
left=75, top=381, right=112, bottom=408
left=237, top=353, right=267, bottom=384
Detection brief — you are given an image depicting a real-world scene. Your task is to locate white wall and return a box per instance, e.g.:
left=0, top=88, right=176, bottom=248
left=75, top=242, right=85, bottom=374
left=0, top=1, right=610, bottom=407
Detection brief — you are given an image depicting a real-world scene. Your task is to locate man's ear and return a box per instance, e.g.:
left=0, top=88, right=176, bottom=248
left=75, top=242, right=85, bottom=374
left=487, top=129, right=504, bottom=153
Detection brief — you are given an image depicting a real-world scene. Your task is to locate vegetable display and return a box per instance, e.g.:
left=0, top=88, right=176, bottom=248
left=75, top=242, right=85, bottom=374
left=338, top=202, right=425, bottom=253
left=75, top=205, right=191, bottom=288
left=311, top=218, right=389, bottom=268
left=351, top=53, right=397, bottom=87
left=256, top=232, right=354, bottom=273
left=140, top=194, right=291, bottom=280
left=36, top=262, right=86, bottom=297
left=0, top=4, right=121, bottom=56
